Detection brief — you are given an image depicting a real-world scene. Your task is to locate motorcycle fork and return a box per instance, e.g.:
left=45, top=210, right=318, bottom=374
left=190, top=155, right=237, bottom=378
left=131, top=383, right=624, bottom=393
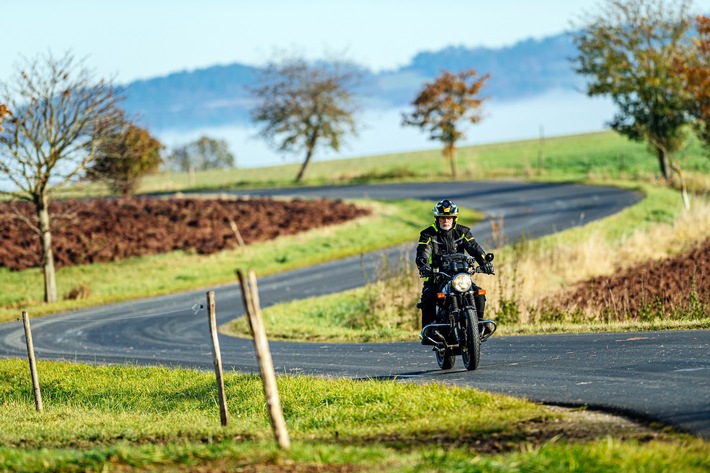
left=459, top=293, right=478, bottom=331
left=464, top=293, right=477, bottom=312
left=464, top=292, right=497, bottom=341
left=454, top=294, right=477, bottom=325
left=448, top=295, right=460, bottom=324
left=450, top=295, right=468, bottom=345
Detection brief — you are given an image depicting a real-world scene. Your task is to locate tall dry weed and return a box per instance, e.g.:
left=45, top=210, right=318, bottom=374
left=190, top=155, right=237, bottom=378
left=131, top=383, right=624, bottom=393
left=359, top=252, right=421, bottom=331
left=486, top=198, right=710, bottom=325
left=360, top=198, right=710, bottom=331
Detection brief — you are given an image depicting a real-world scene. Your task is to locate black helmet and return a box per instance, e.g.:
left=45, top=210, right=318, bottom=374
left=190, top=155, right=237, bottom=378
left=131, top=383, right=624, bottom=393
left=433, top=199, right=459, bottom=218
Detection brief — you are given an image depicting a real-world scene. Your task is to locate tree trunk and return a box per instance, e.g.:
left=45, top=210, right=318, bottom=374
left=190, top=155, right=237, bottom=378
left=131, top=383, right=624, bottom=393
left=669, top=159, right=691, bottom=210
left=295, top=147, right=314, bottom=183
left=446, top=143, right=458, bottom=178
left=35, top=194, right=57, bottom=303
left=449, top=153, right=458, bottom=178
left=656, top=147, right=670, bottom=181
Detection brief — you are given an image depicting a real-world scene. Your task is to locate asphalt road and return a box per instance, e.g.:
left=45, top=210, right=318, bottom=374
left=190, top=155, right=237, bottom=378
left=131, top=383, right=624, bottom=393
left=1, top=181, right=709, bottom=439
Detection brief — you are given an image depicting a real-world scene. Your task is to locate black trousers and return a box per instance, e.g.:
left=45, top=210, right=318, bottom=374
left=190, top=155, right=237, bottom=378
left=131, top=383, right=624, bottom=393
left=420, top=283, right=439, bottom=328
left=420, top=283, right=487, bottom=328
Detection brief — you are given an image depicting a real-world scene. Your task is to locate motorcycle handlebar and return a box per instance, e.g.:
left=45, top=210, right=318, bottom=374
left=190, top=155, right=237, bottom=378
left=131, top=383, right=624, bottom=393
left=420, top=271, right=450, bottom=279
left=419, top=253, right=495, bottom=278
left=419, top=266, right=492, bottom=279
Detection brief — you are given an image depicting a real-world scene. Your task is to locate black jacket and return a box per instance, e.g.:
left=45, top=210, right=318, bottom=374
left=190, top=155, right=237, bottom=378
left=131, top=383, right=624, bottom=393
left=415, top=222, right=487, bottom=271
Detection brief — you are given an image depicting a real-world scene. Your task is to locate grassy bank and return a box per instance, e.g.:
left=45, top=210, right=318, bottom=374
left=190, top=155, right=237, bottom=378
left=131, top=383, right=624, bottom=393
left=131, top=130, right=709, bottom=193
left=225, top=184, right=710, bottom=342
left=0, top=359, right=706, bottom=472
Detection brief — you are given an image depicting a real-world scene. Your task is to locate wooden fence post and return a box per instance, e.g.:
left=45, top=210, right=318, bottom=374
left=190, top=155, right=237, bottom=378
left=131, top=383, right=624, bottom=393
left=228, top=219, right=247, bottom=251
left=21, top=311, right=43, bottom=412
left=236, top=269, right=291, bottom=450
left=206, top=291, right=229, bottom=426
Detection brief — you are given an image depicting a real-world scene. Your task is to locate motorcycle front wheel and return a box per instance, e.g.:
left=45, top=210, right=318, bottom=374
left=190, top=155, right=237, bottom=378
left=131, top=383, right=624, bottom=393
left=436, top=348, right=456, bottom=370
left=461, top=308, right=481, bottom=370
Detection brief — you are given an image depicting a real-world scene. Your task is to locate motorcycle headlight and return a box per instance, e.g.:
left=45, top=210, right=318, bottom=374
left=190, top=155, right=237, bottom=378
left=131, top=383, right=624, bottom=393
left=451, top=273, right=473, bottom=293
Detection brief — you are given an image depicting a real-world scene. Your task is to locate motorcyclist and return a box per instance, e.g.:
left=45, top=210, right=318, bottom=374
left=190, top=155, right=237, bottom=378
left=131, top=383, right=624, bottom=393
left=415, top=199, right=494, bottom=336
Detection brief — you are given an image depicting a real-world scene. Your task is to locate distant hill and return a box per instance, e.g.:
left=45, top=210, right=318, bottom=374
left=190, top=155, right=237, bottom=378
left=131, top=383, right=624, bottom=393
left=122, top=31, right=583, bottom=131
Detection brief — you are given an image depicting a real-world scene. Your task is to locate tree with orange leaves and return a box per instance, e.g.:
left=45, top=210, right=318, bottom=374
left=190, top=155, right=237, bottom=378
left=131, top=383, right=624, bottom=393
left=676, top=15, right=710, bottom=155
left=572, top=0, right=697, bottom=182
left=88, top=122, right=164, bottom=196
left=402, top=69, right=489, bottom=178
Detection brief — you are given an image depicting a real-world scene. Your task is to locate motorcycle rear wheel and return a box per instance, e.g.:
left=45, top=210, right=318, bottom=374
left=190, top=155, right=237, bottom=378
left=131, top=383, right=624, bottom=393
left=462, top=308, right=481, bottom=370
left=436, top=348, right=456, bottom=370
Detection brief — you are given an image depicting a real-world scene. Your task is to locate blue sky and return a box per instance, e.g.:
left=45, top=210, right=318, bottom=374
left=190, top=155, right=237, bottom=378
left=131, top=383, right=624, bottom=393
left=3, top=0, right=628, bottom=84
left=4, top=0, right=710, bottom=167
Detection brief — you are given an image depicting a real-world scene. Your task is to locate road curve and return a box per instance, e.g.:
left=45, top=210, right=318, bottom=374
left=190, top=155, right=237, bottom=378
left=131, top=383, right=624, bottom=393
left=1, top=181, right=709, bottom=439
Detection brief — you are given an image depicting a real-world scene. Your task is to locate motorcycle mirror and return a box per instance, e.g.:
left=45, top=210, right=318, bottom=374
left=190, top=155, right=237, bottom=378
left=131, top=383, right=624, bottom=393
left=485, top=253, right=495, bottom=262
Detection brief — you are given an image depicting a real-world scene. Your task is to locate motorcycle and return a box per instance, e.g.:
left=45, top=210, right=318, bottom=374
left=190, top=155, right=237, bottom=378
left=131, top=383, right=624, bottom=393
left=418, top=253, right=497, bottom=370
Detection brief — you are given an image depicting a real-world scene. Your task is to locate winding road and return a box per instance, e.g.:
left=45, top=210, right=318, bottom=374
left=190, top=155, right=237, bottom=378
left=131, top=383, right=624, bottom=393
left=1, top=181, right=708, bottom=439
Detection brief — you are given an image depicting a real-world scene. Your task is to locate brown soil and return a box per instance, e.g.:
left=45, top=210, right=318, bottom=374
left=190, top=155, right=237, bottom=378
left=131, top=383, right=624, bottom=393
left=548, top=238, right=710, bottom=319
left=0, top=196, right=370, bottom=271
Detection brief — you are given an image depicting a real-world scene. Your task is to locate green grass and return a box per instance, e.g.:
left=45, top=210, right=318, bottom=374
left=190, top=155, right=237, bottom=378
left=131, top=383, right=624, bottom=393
left=0, top=199, right=447, bottom=322
left=0, top=359, right=706, bottom=472
left=65, top=130, right=706, bottom=196
left=2, top=131, right=710, bottom=471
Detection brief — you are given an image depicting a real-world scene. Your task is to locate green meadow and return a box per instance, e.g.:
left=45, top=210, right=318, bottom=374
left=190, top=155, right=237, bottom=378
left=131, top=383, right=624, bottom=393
left=1, top=359, right=707, bottom=472
left=1, top=130, right=709, bottom=471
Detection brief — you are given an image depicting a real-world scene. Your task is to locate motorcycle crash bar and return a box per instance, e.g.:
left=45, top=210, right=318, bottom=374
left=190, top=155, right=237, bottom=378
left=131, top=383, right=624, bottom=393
left=420, top=323, right=450, bottom=345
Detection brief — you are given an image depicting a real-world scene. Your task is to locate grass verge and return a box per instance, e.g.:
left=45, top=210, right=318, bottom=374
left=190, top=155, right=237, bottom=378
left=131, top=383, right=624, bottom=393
left=224, top=184, right=710, bottom=342
left=0, top=359, right=706, bottom=472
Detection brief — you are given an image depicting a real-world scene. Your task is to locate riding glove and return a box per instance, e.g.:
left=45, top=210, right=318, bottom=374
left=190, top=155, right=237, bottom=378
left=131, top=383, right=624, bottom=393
left=482, top=262, right=495, bottom=275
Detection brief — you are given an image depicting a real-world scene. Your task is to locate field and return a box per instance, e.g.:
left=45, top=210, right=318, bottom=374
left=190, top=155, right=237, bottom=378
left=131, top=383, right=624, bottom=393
left=1, top=130, right=709, bottom=471
left=0, top=199, right=428, bottom=321
left=129, top=130, right=709, bottom=193
left=550, top=236, right=709, bottom=321
left=1, top=359, right=707, bottom=473
left=0, top=196, right=369, bottom=270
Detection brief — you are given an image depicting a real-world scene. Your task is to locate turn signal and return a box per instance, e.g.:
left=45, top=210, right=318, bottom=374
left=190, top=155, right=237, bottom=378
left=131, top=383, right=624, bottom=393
left=477, top=289, right=486, bottom=296
left=437, top=292, right=446, bottom=299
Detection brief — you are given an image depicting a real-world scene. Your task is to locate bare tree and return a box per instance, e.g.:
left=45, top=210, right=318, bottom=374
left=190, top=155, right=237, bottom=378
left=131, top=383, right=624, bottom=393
left=0, top=104, right=9, bottom=131
left=0, top=51, right=125, bottom=303
left=164, top=135, right=235, bottom=172
left=402, top=69, right=489, bottom=178
left=249, top=56, right=361, bottom=182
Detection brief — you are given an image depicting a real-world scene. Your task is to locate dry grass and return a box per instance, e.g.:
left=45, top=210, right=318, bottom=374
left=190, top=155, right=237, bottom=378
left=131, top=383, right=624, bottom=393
left=486, top=196, right=710, bottom=327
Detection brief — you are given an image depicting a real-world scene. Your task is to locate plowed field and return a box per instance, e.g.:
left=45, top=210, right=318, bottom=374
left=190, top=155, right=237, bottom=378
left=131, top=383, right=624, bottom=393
left=550, top=238, right=710, bottom=319
left=0, top=197, right=370, bottom=271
